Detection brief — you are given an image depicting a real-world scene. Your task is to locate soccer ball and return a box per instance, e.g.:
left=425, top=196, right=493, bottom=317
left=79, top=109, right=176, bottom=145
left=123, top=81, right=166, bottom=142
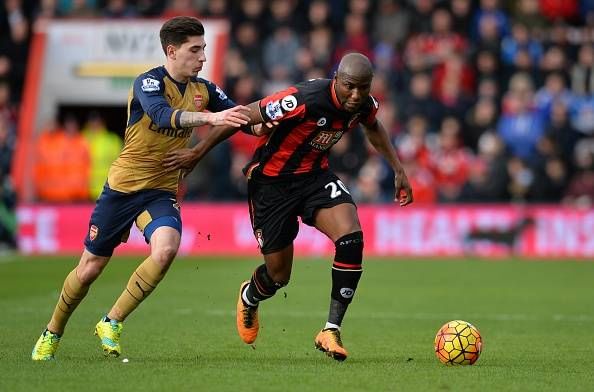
left=434, top=320, right=482, bottom=365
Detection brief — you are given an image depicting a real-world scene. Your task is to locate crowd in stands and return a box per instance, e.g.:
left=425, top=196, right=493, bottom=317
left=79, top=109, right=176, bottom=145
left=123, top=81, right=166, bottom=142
left=2, top=0, right=594, bottom=249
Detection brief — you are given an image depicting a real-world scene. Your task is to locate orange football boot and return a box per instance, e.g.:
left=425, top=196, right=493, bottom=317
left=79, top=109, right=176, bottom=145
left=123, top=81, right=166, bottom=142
left=236, top=281, right=259, bottom=344
left=314, top=328, right=348, bottom=361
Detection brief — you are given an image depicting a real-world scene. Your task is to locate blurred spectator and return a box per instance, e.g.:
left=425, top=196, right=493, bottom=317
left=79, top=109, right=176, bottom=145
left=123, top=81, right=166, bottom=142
left=0, top=111, right=16, bottom=250
left=372, top=0, right=411, bottom=48
left=568, top=94, right=594, bottom=136
left=497, top=73, right=547, bottom=162
left=81, top=112, right=122, bottom=200
left=472, top=0, right=510, bottom=42
left=308, top=26, right=334, bottom=71
left=203, top=0, right=228, bottom=18
left=136, top=0, right=166, bottom=17
left=33, top=0, right=60, bottom=30
left=267, top=0, right=298, bottom=32
left=459, top=132, right=509, bottom=201
left=429, top=116, right=474, bottom=202
left=329, top=128, right=369, bottom=188
left=399, top=72, right=443, bottom=129
left=545, top=100, right=581, bottom=170
left=450, top=0, right=474, bottom=35
left=102, top=0, right=137, bottom=18
left=231, top=0, right=267, bottom=36
left=306, top=0, right=333, bottom=32
left=0, top=80, right=17, bottom=128
left=474, top=48, right=501, bottom=81
left=0, top=2, right=30, bottom=104
left=464, top=97, right=498, bottom=151
left=405, top=7, right=468, bottom=71
left=431, top=52, right=475, bottom=108
left=501, top=22, right=543, bottom=68
left=530, top=136, right=569, bottom=201
left=232, top=21, right=263, bottom=77
left=409, top=0, right=435, bottom=34
left=63, top=0, right=96, bottom=18
left=506, top=156, right=534, bottom=201
left=539, top=0, right=578, bottom=22
left=33, top=116, right=90, bottom=202
left=512, top=0, right=548, bottom=35
left=570, top=44, right=594, bottom=96
left=333, top=12, right=373, bottom=63
left=161, top=0, right=200, bottom=19
left=535, top=72, right=572, bottom=119
left=352, top=155, right=389, bottom=203
left=395, top=114, right=437, bottom=203
left=538, top=45, right=567, bottom=77
left=262, top=24, right=300, bottom=94
left=476, top=77, right=500, bottom=101
left=563, top=138, right=594, bottom=206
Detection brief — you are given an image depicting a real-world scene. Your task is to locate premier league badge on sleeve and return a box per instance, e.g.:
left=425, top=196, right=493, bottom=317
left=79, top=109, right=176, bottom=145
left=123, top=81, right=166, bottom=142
left=141, top=78, right=160, bottom=92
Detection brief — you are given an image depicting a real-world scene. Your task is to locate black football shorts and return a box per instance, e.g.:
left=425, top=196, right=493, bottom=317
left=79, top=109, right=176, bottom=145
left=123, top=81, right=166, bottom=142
left=247, top=170, right=356, bottom=254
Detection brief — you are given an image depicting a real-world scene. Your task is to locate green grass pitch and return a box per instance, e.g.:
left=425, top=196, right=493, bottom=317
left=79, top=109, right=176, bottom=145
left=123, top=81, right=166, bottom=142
left=1, top=255, right=593, bottom=391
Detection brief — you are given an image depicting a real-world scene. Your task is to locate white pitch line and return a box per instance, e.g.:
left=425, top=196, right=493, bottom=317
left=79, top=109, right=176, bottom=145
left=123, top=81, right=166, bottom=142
left=203, top=309, right=594, bottom=323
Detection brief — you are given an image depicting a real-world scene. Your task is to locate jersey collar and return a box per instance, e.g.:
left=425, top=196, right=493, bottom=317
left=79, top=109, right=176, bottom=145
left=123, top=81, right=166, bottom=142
left=330, top=79, right=343, bottom=110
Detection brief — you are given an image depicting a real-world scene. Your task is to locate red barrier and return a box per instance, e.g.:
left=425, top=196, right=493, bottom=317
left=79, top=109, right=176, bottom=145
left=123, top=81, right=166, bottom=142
left=16, top=204, right=594, bottom=258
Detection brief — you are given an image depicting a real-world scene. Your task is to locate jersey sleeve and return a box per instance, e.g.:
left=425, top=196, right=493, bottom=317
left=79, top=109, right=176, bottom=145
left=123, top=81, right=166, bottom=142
left=362, top=95, right=379, bottom=127
left=204, top=79, right=238, bottom=112
left=258, top=86, right=306, bottom=122
left=133, top=73, right=182, bottom=129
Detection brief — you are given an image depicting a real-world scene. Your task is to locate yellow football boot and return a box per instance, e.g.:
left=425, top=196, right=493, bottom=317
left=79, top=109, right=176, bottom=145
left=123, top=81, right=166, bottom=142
left=31, top=329, right=61, bottom=360
left=314, top=328, right=348, bottom=361
left=94, top=317, right=123, bottom=357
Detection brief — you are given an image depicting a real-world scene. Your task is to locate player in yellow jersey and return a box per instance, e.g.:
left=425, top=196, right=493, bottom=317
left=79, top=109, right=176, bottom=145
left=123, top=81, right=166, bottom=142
left=31, top=16, right=250, bottom=361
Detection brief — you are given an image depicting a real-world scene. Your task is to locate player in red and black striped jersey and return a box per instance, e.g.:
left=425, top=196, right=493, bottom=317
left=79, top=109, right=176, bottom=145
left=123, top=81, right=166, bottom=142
left=164, top=53, right=413, bottom=361
left=241, top=76, right=379, bottom=178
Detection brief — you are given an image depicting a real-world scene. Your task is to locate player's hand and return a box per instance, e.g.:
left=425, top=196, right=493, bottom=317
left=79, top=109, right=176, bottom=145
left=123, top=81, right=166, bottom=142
left=207, top=106, right=251, bottom=127
left=163, top=147, right=201, bottom=172
left=394, top=169, right=413, bottom=206
left=252, top=121, right=279, bottom=136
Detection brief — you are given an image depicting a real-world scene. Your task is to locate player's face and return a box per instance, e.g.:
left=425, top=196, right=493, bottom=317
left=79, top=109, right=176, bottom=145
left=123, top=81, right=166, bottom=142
left=334, top=73, right=372, bottom=112
left=172, top=35, right=207, bottom=79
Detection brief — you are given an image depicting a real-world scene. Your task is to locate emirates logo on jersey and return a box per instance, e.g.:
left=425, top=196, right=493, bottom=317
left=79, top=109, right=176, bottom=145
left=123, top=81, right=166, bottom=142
left=194, top=94, right=203, bottom=110
left=310, top=130, right=344, bottom=151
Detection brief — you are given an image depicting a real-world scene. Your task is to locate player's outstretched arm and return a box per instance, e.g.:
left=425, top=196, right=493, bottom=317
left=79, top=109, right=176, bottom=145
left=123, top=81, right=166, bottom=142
left=179, top=105, right=251, bottom=128
left=163, top=101, right=266, bottom=172
left=362, top=120, right=414, bottom=206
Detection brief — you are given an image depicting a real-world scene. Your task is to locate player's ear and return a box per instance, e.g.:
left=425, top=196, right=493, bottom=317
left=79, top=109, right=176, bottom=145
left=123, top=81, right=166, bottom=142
left=166, top=44, right=177, bottom=60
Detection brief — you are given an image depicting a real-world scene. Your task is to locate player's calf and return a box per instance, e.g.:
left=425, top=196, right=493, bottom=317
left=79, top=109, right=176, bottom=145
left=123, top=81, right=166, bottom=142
left=243, top=264, right=286, bottom=306
left=326, top=231, right=363, bottom=329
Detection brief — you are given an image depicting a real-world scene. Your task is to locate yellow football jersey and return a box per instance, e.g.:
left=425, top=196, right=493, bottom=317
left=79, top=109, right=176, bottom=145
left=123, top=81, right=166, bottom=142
left=108, top=66, right=237, bottom=193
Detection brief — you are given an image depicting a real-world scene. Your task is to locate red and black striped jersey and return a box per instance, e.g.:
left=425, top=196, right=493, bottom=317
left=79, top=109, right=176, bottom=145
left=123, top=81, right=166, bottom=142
left=244, top=78, right=379, bottom=178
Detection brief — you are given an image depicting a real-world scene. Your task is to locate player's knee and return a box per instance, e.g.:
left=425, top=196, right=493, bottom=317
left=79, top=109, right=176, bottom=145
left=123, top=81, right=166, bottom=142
left=77, top=261, right=105, bottom=285
left=151, top=245, right=178, bottom=267
left=334, top=231, right=364, bottom=267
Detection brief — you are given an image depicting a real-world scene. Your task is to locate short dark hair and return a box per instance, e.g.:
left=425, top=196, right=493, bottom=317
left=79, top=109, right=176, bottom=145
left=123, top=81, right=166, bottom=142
left=159, top=16, right=205, bottom=54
